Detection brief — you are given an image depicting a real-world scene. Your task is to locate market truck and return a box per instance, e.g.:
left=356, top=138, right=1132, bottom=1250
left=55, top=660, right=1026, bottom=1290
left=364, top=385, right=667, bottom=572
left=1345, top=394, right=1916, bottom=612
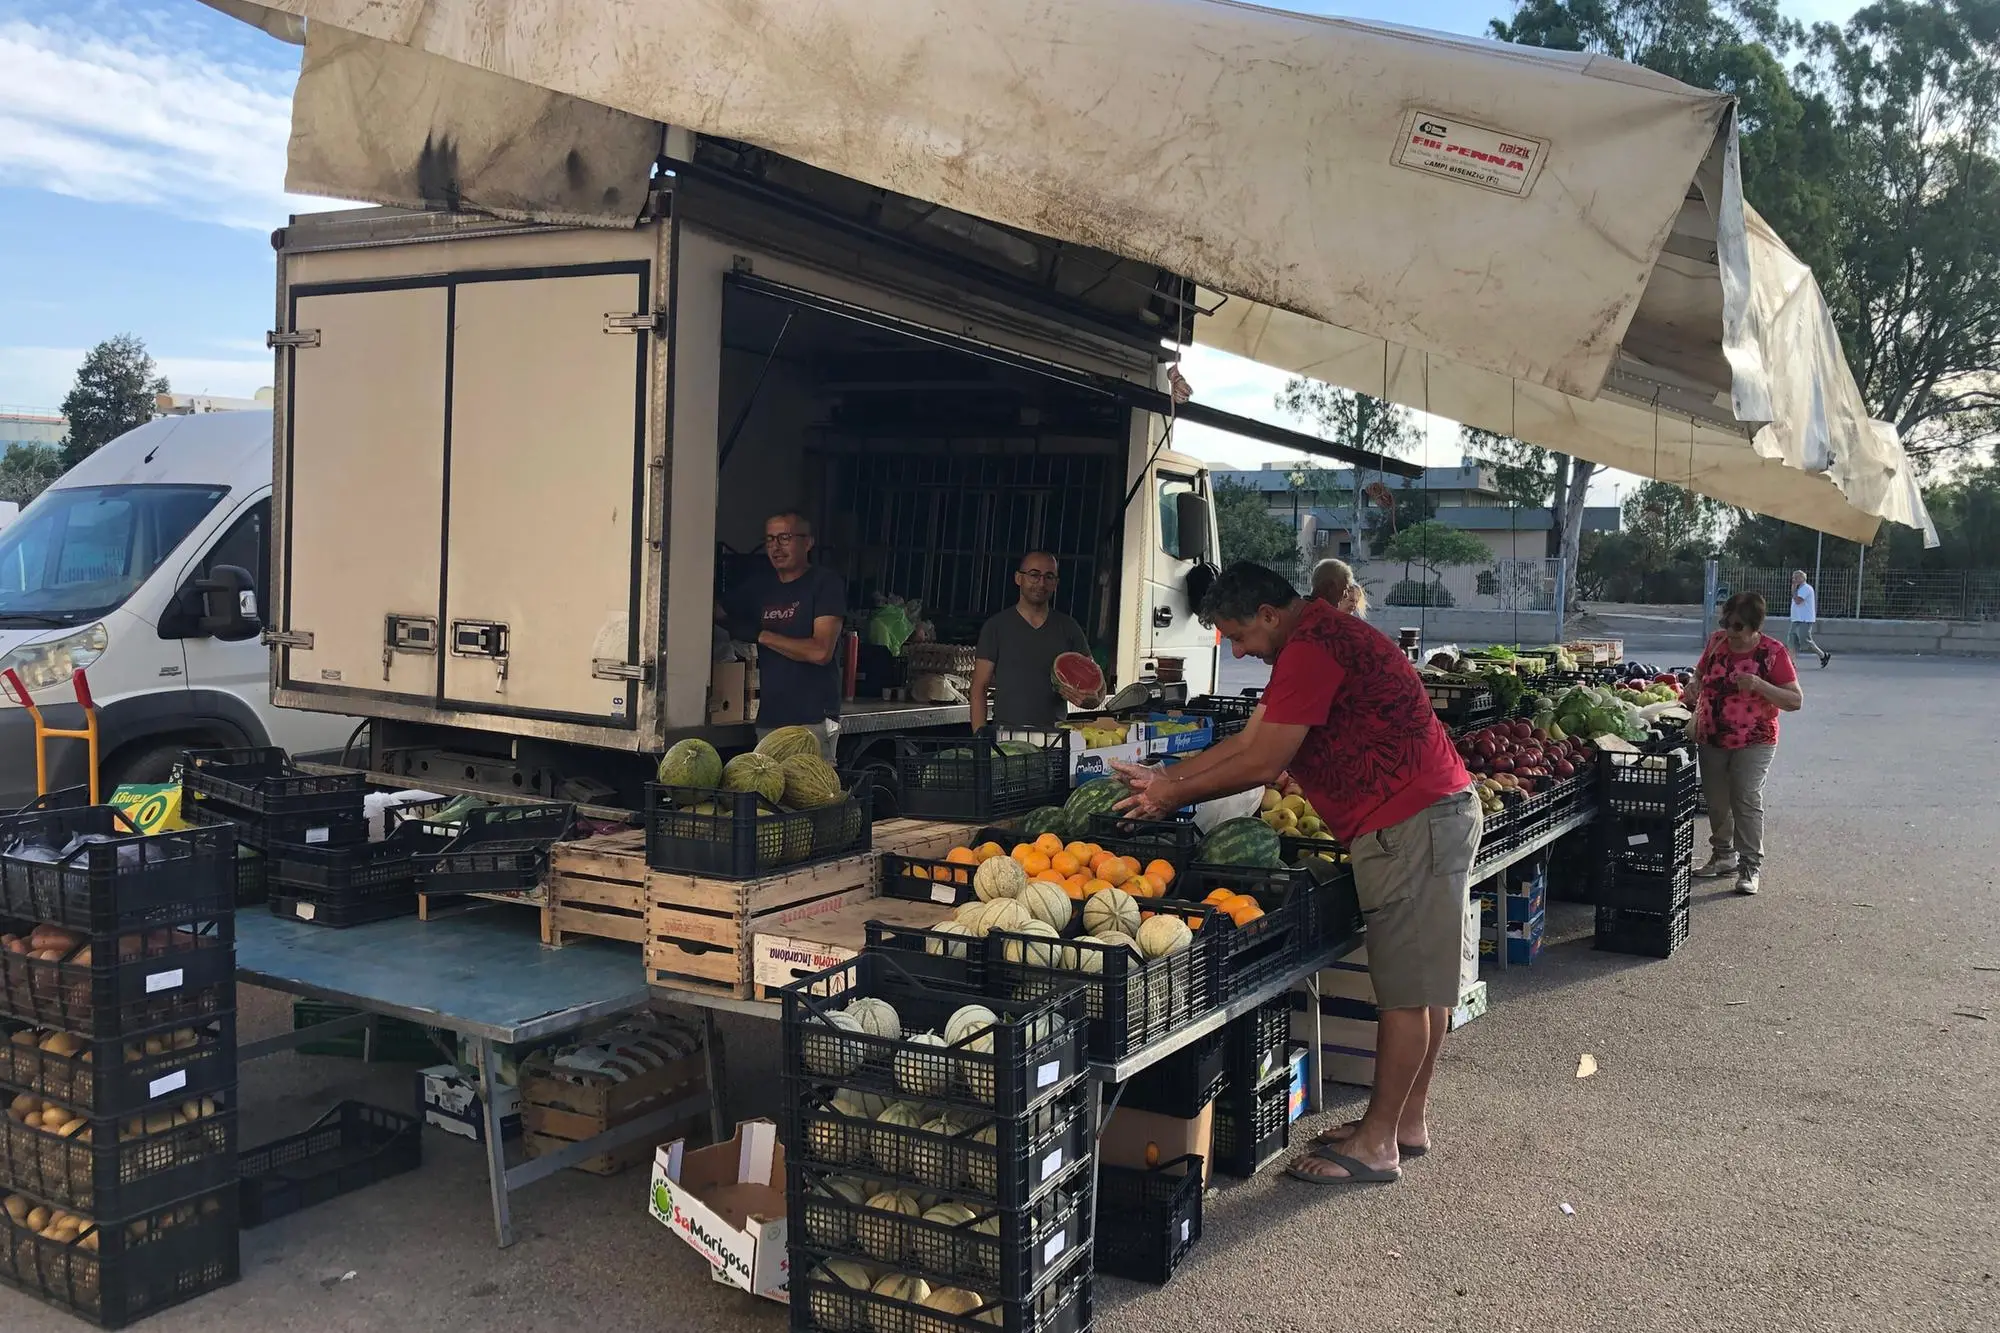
left=260, top=159, right=1319, bottom=809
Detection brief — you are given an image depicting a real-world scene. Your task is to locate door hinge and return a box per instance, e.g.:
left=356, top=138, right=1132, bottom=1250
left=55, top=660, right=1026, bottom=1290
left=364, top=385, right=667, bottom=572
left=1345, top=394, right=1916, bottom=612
left=262, top=629, right=314, bottom=649
left=266, top=329, right=321, bottom=349
left=592, top=658, right=653, bottom=683
left=603, top=312, right=663, bottom=334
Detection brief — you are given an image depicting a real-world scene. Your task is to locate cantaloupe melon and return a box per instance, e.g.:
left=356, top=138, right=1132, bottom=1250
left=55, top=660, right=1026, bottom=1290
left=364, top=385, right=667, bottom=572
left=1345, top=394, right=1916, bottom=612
left=1082, top=887, right=1140, bottom=937
left=972, top=856, right=1028, bottom=902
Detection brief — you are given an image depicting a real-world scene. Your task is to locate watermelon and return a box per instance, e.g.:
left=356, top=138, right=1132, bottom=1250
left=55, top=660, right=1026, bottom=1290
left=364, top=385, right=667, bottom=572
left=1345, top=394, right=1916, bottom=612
left=1197, top=817, right=1283, bottom=868
left=1062, top=778, right=1129, bottom=828
left=658, top=738, right=723, bottom=788
left=1020, top=806, right=1074, bottom=843
left=1051, top=651, right=1106, bottom=705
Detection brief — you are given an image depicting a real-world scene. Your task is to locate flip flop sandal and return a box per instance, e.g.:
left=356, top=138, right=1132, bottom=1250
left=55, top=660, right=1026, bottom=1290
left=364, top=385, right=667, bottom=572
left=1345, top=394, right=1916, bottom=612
left=1310, top=1121, right=1428, bottom=1158
left=1284, top=1145, right=1402, bottom=1186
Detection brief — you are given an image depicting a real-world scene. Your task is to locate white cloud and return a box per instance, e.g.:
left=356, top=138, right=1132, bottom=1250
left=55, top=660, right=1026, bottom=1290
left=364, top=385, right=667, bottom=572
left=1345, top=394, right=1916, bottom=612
left=0, top=14, right=343, bottom=229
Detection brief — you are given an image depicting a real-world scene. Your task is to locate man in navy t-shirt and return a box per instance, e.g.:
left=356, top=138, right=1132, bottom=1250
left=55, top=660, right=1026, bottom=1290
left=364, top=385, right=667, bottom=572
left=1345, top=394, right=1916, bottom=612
left=723, top=512, right=846, bottom=747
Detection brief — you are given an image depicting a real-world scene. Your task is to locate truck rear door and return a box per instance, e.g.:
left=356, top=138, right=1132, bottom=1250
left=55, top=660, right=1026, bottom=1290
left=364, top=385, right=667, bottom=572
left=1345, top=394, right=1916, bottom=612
left=1143, top=463, right=1220, bottom=695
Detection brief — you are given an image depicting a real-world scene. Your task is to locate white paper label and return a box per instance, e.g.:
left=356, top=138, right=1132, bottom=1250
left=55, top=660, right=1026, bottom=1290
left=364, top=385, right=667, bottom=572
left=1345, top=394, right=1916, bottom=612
left=1036, top=1059, right=1060, bottom=1089
left=1627, top=833, right=1649, bottom=847
left=148, top=1070, right=188, bottom=1098
left=930, top=884, right=955, bottom=905
left=1038, top=1148, right=1063, bottom=1182
left=1394, top=110, right=1549, bottom=197
left=144, top=968, right=184, bottom=994
left=306, top=827, right=330, bottom=844
left=296, top=902, right=317, bottom=922
left=1179, top=1218, right=1191, bottom=1243
left=1042, top=1233, right=1067, bottom=1265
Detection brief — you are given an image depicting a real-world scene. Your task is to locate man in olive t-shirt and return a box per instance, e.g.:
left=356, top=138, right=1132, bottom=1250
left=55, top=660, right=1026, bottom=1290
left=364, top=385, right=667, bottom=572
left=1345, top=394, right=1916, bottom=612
left=969, top=551, right=1095, bottom=729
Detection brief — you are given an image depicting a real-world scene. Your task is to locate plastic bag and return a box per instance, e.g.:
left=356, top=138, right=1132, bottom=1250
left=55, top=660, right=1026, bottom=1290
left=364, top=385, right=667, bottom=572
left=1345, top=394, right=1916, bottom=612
left=867, top=603, right=914, bottom=655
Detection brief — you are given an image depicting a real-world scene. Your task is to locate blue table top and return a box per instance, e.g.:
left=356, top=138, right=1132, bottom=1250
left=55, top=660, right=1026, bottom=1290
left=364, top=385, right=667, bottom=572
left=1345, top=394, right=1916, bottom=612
left=234, top=905, right=651, bottom=1043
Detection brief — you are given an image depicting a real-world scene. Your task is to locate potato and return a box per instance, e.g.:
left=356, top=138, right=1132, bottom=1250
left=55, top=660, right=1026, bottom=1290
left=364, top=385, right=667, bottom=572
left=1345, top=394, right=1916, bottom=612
left=4, top=938, right=26, bottom=954
left=143, top=1112, right=174, bottom=1135
left=142, top=1036, right=166, bottom=1058
left=68, top=946, right=92, bottom=967
left=41, top=1031, right=83, bottom=1058
left=116, top=934, right=143, bottom=963
left=124, top=1220, right=147, bottom=1241
left=78, top=1230, right=99, bottom=1252
left=123, top=1044, right=144, bottom=1064
left=39, top=1106, right=70, bottom=1129
left=8, top=1093, right=37, bottom=1118
left=3, top=1195, right=28, bottom=1224
left=56, top=1118, right=87, bottom=1138
left=10, top=1028, right=38, bottom=1046
left=170, top=1028, right=199, bottom=1051
left=25, top=1206, right=49, bottom=1232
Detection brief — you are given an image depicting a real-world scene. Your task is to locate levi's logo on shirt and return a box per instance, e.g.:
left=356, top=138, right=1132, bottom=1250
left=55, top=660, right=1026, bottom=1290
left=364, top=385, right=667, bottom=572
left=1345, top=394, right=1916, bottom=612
left=764, top=601, right=801, bottom=624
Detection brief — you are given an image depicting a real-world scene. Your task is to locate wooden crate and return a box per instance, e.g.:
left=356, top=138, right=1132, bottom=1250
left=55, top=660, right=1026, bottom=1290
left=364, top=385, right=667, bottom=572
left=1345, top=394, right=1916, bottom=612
left=645, top=852, right=881, bottom=999
left=871, top=817, right=984, bottom=862
left=752, top=894, right=953, bottom=997
left=521, top=1052, right=706, bottom=1176
left=417, top=885, right=547, bottom=933
left=546, top=829, right=651, bottom=948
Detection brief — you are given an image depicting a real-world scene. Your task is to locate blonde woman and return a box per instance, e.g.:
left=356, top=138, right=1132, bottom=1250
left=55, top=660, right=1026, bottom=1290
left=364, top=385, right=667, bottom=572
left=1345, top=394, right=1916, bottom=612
left=1312, top=558, right=1368, bottom=617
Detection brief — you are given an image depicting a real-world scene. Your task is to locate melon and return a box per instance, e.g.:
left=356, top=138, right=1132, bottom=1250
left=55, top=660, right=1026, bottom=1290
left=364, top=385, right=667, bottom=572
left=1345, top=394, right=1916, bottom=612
left=894, top=1032, right=952, bottom=1098
left=1081, top=887, right=1140, bottom=938
left=944, top=1005, right=997, bottom=1047
left=952, top=901, right=996, bottom=937
left=979, top=899, right=1033, bottom=935
left=807, top=1090, right=874, bottom=1164
left=999, top=918, right=1061, bottom=967
left=870, top=1273, right=933, bottom=1333
left=1197, top=816, right=1283, bottom=868
left=924, top=920, right=974, bottom=959
left=1015, top=881, right=1071, bottom=932
left=783, top=753, right=846, bottom=808
left=845, top=997, right=904, bottom=1041
left=913, top=1117, right=960, bottom=1189
left=657, top=737, right=723, bottom=788
left=858, top=1191, right=922, bottom=1263
left=804, top=1010, right=866, bottom=1077
left=959, top=1027, right=997, bottom=1103
left=962, top=1123, right=999, bottom=1193
left=1091, top=931, right=1140, bottom=958
left=806, top=1177, right=870, bottom=1247
left=757, top=724, right=824, bottom=763
left=1051, top=650, right=1106, bottom=704
left=972, top=855, right=1028, bottom=902
left=720, top=751, right=786, bottom=804
left=872, top=1103, right=927, bottom=1177
left=915, top=1203, right=978, bottom=1272
left=811, top=1261, right=877, bottom=1333
left=1136, top=914, right=1194, bottom=959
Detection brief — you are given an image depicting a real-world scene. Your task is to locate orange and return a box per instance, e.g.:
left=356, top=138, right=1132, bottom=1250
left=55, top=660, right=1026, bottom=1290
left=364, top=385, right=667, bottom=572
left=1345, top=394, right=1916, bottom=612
left=1186, top=914, right=1206, bottom=931
left=909, top=864, right=931, bottom=881
left=1082, top=843, right=1104, bottom=861
left=975, top=842, right=1006, bottom=862
left=1202, top=888, right=1236, bottom=906
left=951, top=866, right=973, bottom=885
left=1098, top=859, right=1132, bottom=888
left=1119, top=855, right=1142, bottom=877
left=1127, top=874, right=1156, bottom=899
left=1033, top=832, right=1064, bottom=856
left=1021, top=851, right=1052, bottom=876
left=1050, top=851, right=1081, bottom=878
left=1088, top=850, right=1117, bottom=872
left=1145, top=859, right=1176, bottom=887
left=1082, top=878, right=1114, bottom=897
left=1064, top=841, right=1093, bottom=863
left=1224, top=902, right=1265, bottom=927
left=945, top=847, right=980, bottom=867
left=1011, top=843, right=1036, bottom=863
left=1035, top=870, right=1067, bottom=887
left=1064, top=873, right=1089, bottom=894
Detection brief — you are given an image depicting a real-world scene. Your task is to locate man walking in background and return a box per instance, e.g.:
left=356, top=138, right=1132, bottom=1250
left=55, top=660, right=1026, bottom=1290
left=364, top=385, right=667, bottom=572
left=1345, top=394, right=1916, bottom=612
left=969, top=551, right=1098, bottom=730
left=1790, top=570, right=1831, bottom=668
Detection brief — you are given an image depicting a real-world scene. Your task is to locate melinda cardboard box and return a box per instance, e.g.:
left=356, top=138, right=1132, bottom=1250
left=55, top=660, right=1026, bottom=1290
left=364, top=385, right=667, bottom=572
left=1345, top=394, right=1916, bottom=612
left=649, top=1119, right=788, bottom=1303
left=1101, top=1102, right=1216, bottom=1187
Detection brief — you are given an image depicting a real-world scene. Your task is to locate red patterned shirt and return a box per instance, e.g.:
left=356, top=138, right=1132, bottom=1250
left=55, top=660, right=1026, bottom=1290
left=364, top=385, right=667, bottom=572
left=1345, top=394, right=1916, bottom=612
left=1257, top=600, right=1471, bottom=842
left=1694, top=631, right=1797, bottom=748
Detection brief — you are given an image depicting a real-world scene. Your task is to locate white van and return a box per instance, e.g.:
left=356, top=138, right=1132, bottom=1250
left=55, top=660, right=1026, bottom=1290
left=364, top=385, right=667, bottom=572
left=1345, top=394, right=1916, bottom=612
left=0, top=411, right=355, bottom=808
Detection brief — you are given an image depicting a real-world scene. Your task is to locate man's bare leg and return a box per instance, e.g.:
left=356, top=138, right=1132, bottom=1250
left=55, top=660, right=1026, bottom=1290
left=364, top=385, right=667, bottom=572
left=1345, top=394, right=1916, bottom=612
left=1317, top=1003, right=1448, bottom=1152
left=1290, top=1006, right=1429, bottom=1178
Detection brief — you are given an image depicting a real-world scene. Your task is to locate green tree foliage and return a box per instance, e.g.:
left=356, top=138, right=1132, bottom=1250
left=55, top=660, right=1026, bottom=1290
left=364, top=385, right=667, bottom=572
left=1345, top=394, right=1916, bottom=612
left=1213, top=477, right=1301, bottom=580
left=59, top=335, right=168, bottom=470
left=1381, top=520, right=1496, bottom=574
left=1580, top=479, right=1732, bottom=600
left=0, top=444, right=66, bottom=507
left=1274, top=381, right=1421, bottom=552
left=1459, top=426, right=1599, bottom=607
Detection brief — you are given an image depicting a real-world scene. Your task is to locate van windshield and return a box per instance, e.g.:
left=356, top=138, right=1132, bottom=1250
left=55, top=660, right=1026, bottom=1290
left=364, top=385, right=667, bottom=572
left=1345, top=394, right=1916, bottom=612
left=0, top=485, right=228, bottom=626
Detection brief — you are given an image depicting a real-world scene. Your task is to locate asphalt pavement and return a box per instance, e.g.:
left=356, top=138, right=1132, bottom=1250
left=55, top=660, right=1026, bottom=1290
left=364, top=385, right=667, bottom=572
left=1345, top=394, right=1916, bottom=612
left=4, top=652, right=1996, bottom=1333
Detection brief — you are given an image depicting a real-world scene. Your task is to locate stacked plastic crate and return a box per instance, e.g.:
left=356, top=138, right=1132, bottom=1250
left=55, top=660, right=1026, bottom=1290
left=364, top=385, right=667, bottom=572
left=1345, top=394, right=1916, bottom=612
left=0, top=805, right=240, bottom=1327
left=1210, top=997, right=1293, bottom=1177
left=783, top=952, right=1095, bottom=1333
left=1593, top=748, right=1699, bottom=957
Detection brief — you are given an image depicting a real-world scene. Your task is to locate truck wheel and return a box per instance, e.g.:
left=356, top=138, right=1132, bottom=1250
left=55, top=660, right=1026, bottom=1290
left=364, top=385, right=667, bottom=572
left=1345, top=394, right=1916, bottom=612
left=104, top=741, right=203, bottom=789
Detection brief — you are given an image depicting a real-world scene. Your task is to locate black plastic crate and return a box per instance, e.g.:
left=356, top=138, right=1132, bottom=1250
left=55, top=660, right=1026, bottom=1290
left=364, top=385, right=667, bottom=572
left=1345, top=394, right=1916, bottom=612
left=791, top=1236, right=1092, bottom=1333
left=1, top=1013, right=236, bottom=1119
left=881, top=852, right=980, bottom=907
left=791, top=1162, right=1091, bottom=1301
left=1602, top=750, right=1699, bottom=820
left=1226, top=996, right=1291, bottom=1093
left=1427, top=682, right=1497, bottom=728
left=0, top=918, right=234, bottom=1039
left=1177, top=693, right=1259, bottom=739
left=1547, top=826, right=1599, bottom=904
left=238, top=1100, right=423, bottom=1228
left=987, top=910, right=1218, bottom=1065
left=0, top=1085, right=236, bottom=1218
left=645, top=783, right=871, bottom=880
left=270, top=821, right=454, bottom=897
left=892, top=734, right=1070, bottom=822
left=0, top=1184, right=238, bottom=1329
left=1594, top=862, right=1693, bottom=914
left=1165, top=866, right=1310, bottom=1000
left=233, top=847, right=267, bottom=908
left=1116, top=1029, right=1224, bottom=1118
left=181, top=796, right=367, bottom=855
left=781, top=952, right=1086, bottom=1121
left=1210, top=1075, right=1290, bottom=1178
left=1604, top=815, right=1694, bottom=876
left=267, top=891, right=415, bottom=929
left=180, top=746, right=364, bottom=817
left=10, top=787, right=91, bottom=814
left=859, top=921, right=986, bottom=991
left=412, top=803, right=573, bottom=895
left=1094, top=1154, right=1202, bottom=1285
left=1083, top=814, right=1202, bottom=868
left=789, top=1078, right=1094, bottom=1212
left=0, top=809, right=236, bottom=935
left=1594, top=904, right=1690, bottom=958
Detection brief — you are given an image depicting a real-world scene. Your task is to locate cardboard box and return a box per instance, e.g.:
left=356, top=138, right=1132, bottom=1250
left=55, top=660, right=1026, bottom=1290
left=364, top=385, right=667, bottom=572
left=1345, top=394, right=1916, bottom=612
left=522, top=1052, right=706, bottom=1176
left=1101, top=1103, right=1215, bottom=1187
left=751, top=894, right=951, bottom=992
left=1451, top=979, right=1488, bottom=1032
left=1461, top=894, right=1481, bottom=991
left=649, top=1120, right=788, bottom=1303
left=421, top=1064, right=520, bottom=1143
left=709, top=660, right=758, bottom=725
left=1070, top=741, right=1148, bottom=785
left=1319, top=950, right=1375, bottom=1004
left=1479, top=910, right=1547, bottom=966
left=1286, top=1047, right=1310, bottom=1123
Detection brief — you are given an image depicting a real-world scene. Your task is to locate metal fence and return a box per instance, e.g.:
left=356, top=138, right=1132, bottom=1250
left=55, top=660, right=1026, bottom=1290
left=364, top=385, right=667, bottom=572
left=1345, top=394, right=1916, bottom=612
left=1358, top=556, right=1559, bottom=613
left=1725, top=564, right=2000, bottom=623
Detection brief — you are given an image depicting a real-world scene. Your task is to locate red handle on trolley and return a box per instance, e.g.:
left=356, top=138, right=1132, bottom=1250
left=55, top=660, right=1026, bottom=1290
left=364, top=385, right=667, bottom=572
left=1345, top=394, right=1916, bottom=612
left=70, top=667, right=94, bottom=710
left=1, top=668, right=27, bottom=709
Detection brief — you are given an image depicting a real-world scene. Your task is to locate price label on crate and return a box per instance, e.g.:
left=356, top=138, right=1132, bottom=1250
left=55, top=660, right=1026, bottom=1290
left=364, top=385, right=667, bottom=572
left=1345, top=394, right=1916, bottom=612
left=148, top=1070, right=188, bottom=1098
left=145, top=967, right=185, bottom=994
left=1179, top=1218, right=1191, bottom=1243
left=1036, top=1059, right=1060, bottom=1088
left=306, top=827, right=330, bottom=845
left=930, top=884, right=955, bottom=905
left=1043, top=1234, right=1067, bottom=1265
left=296, top=902, right=317, bottom=922
left=1039, top=1148, right=1063, bottom=1183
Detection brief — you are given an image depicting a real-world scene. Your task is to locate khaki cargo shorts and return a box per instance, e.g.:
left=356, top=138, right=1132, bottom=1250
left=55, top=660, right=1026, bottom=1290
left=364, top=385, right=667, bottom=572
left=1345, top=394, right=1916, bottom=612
left=1349, top=787, right=1482, bottom=1010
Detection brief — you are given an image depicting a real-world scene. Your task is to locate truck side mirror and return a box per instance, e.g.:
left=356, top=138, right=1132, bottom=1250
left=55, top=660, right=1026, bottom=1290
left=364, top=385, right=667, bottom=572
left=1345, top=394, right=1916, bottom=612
left=192, top=564, right=261, bottom=642
left=1172, top=492, right=1210, bottom=562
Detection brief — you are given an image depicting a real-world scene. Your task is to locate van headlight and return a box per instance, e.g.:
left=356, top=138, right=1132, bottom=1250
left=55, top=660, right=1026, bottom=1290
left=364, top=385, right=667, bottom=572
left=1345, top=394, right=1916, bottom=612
left=0, top=624, right=110, bottom=697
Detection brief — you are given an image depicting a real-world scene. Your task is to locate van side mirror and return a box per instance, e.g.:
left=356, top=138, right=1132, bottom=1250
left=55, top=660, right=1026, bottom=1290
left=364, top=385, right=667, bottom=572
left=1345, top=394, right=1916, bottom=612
left=192, top=564, right=261, bottom=642
left=1172, top=492, right=1210, bottom=562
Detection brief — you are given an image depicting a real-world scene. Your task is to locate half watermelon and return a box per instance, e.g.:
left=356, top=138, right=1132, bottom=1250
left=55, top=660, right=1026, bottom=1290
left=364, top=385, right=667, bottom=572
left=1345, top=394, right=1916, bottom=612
left=1052, top=651, right=1106, bottom=708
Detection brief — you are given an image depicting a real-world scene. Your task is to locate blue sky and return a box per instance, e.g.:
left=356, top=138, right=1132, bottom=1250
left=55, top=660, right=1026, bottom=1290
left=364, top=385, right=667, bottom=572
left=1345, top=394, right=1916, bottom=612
left=0, top=0, right=1860, bottom=489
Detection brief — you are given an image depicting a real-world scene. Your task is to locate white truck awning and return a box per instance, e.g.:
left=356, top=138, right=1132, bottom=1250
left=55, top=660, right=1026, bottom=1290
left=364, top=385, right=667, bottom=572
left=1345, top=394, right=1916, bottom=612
left=206, top=0, right=1934, bottom=544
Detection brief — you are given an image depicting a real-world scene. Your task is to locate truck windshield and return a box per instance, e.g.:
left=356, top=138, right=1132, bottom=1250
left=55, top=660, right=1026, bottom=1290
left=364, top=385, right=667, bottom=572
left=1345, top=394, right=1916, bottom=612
left=0, top=484, right=228, bottom=627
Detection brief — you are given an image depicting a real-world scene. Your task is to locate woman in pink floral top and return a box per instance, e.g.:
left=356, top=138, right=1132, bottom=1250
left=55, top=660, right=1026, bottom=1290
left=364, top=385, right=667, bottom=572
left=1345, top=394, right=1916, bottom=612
left=1684, top=592, right=1805, bottom=895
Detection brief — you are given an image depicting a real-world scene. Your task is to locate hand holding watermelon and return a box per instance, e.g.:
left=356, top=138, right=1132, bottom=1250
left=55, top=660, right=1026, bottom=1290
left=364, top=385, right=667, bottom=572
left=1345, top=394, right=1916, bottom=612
left=1052, top=651, right=1107, bottom=709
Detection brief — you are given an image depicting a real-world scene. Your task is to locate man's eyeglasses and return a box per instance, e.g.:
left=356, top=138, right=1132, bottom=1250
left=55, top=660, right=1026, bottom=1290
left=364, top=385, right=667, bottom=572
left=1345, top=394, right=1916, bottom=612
left=1018, top=570, right=1058, bottom=582
left=766, top=533, right=806, bottom=547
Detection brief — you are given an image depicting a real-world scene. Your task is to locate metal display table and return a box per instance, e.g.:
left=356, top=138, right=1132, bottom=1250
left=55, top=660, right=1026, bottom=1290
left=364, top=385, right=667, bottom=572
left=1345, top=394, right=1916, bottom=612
left=235, top=908, right=720, bottom=1247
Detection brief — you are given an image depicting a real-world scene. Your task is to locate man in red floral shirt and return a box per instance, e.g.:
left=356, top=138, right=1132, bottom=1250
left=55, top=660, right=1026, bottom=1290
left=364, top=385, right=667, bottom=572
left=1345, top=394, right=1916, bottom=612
left=1115, top=562, right=1479, bottom=1186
